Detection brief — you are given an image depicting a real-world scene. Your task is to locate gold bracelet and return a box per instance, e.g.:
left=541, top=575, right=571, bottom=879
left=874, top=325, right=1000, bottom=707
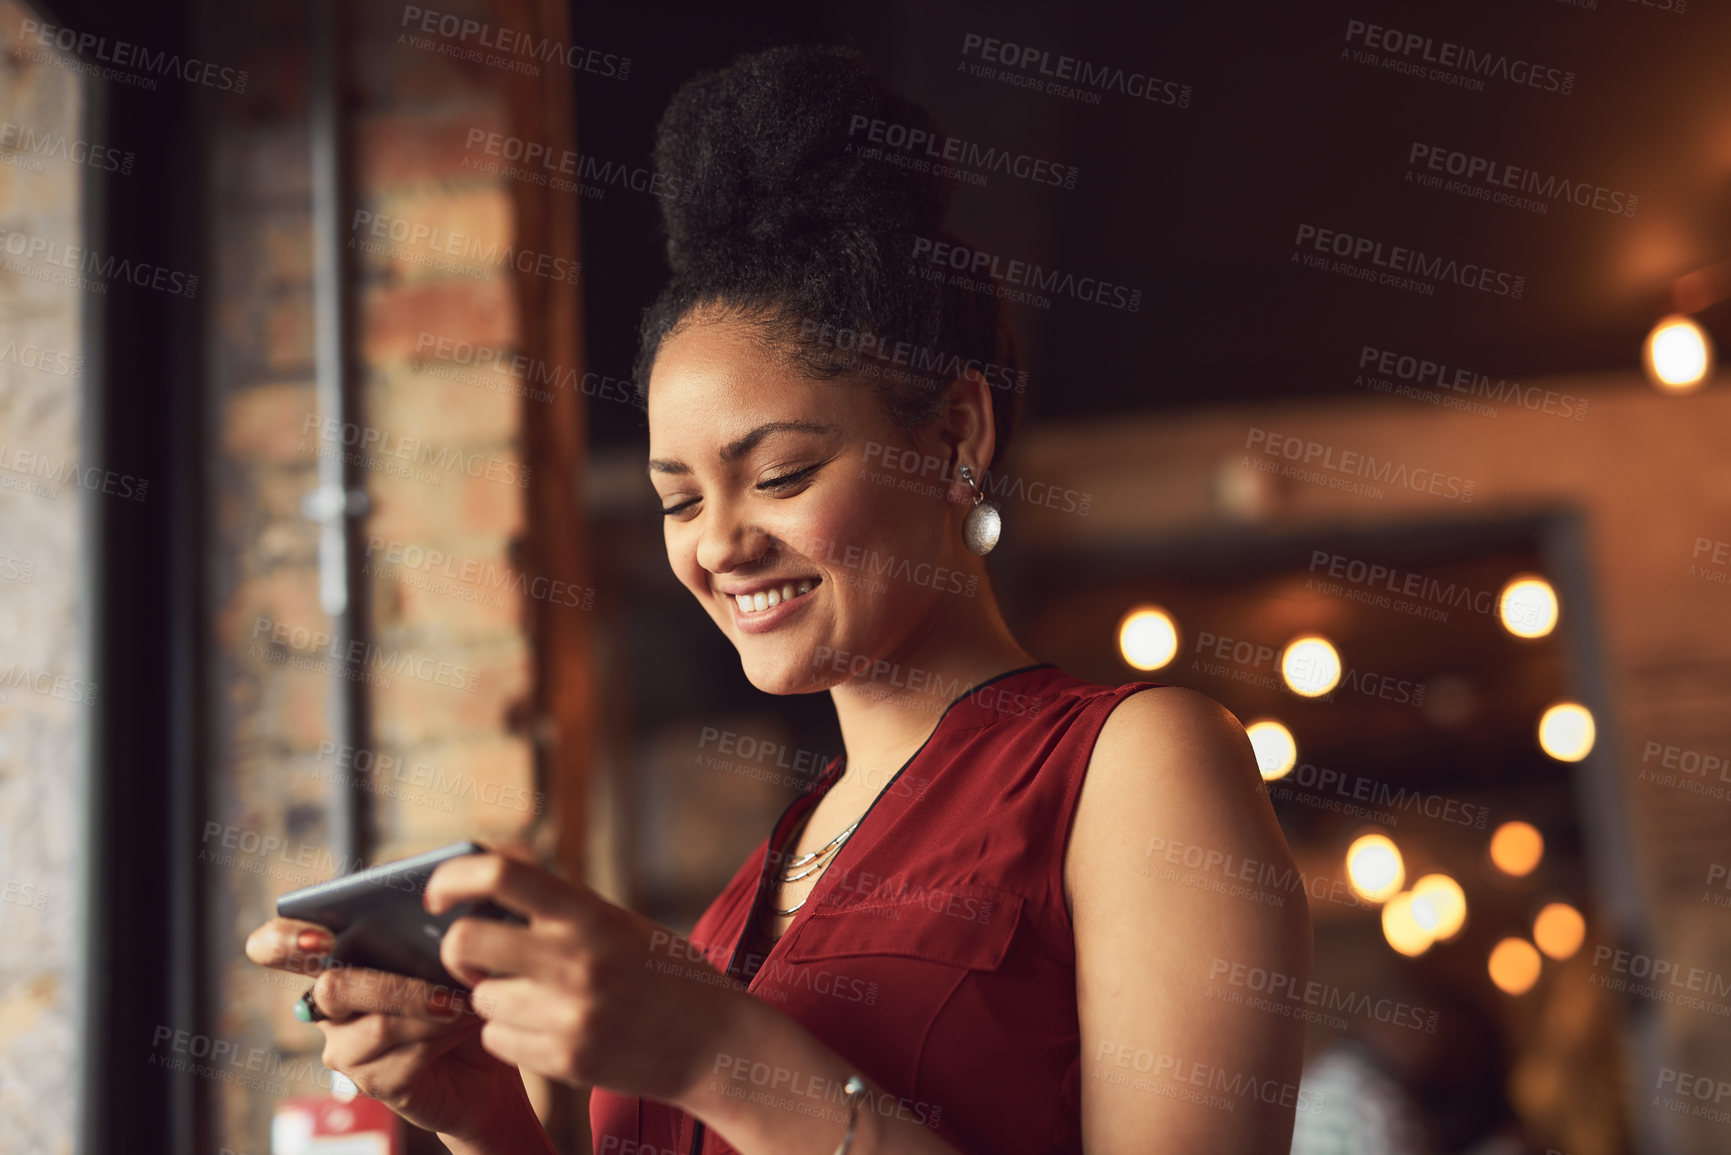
left=831, top=1075, right=867, bottom=1155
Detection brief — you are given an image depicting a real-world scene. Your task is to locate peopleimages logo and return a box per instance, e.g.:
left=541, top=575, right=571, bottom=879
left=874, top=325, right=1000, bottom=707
left=861, top=439, right=1091, bottom=517
left=1307, top=550, right=1517, bottom=625
left=18, top=18, right=249, bottom=92
left=1406, top=143, right=1636, bottom=218
left=363, top=535, right=593, bottom=610
left=846, top=114, right=1079, bottom=190
left=249, top=616, right=480, bottom=693
left=796, top=320, right=1027, bottom=395
left=1293, top=223, right=1525, bottom=299
left=462, top=129, right=697, bottom=203
left=911, top=235, right=1142, bottom=313
left=1341, top=18, right=1574, bottom=96
left=958, top=33, right=1192, bottom=108
left=0, top=339, right=83, bottom=380
left=1244, top=429, right=1475, bottom=503
left=349, top=210, right=581, bottom=285
left=1590, top=945, right=1731, bottom=1015
left=1207, top=957, right=1440, bottom=1033
left=1266, top=760, right=1490, bottom=829
left=1356, top=345, right=1588, bottom=421
left=1638, top=739, right=1731, bottom=802
left=399, top=6, right=630, bottom=78
left=0, top=121, right=135, bottom=175
left=1093, top=1042, right=1326, bottom=1117
left=0, top=441, right=148, bottom=502
left=301, top=415, right=530, bottom=489
left=0, top=222, right=200, bottom=298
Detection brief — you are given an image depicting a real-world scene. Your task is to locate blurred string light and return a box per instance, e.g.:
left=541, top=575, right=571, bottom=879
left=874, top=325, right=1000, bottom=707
left=1118, top=606, right=1179, bottom=671
left=1410, top=874, right=1468, bottom=940
left=1533, top=902, right=1586, bottom=960
left=1245, top=719, right=1297, bottom=781
left=1488, top=937, right=1543, bottom=995
left=1498, top=575, right=1559, bottom=639
left=1643, top=314, right=1713, bottom=393
left=1281, top=635, right=1341, bottom=697
left=1346, top=833, right=1404, bottom=903
left=1538, top=702, right=1596, bottom=762
left=1382, top=892, right=1432, bottom=957
left=1490, top=820, right=1544, bottom=877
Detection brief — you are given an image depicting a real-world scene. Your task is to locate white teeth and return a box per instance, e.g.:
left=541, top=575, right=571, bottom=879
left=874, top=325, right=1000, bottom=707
left=733, top=579, right=820, bottom=614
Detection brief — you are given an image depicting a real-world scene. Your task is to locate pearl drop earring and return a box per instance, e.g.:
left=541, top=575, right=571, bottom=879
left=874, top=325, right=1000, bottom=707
left=958, top=464, right=1001, bottom=556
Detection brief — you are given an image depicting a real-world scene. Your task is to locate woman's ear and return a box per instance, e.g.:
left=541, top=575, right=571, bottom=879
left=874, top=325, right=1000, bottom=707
left=931, top=367, right=997, bottom=481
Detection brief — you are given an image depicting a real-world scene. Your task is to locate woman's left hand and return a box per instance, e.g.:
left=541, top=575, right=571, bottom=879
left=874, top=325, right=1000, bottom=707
left=425, top=851, right=743, bottom=1106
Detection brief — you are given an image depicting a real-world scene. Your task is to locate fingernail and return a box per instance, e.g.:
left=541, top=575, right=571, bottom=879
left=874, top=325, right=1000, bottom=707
left=296, top=929, right=333, bottom=953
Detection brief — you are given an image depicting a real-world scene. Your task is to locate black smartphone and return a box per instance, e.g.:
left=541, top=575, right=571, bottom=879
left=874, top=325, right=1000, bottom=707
left=277, top=840, right=527, bottom=989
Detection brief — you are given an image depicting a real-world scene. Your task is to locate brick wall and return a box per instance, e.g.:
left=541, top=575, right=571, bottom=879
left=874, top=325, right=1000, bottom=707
left=199, top=0, right=591, bottom=1150
left=0, top=5, right=90, bottom=1153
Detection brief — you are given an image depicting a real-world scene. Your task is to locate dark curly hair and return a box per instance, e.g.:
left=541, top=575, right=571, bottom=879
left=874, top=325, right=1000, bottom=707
left=633, top=44, right=1024, bottom=473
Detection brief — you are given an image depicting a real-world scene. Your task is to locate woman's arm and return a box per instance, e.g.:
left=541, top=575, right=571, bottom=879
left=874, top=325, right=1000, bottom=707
left=669, top=989, right=967, bottom=1155
left=1068, top=686, right=1315, bottom=1153
left=426, top=855, right=971, bottom=1155
left=436, top=1096, right=559, bottom=1155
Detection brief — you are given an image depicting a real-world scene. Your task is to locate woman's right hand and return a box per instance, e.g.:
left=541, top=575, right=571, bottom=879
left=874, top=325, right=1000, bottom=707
left=244, top=917, right=539, bottom=1143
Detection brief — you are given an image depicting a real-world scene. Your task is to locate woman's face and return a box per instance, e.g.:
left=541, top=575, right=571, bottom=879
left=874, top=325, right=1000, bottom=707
left=646, top=315, right=978, bottom=695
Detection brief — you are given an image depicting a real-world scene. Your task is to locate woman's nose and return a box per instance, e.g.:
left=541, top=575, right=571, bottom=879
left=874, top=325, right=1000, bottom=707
left=694, top=502, right=771, bottom=576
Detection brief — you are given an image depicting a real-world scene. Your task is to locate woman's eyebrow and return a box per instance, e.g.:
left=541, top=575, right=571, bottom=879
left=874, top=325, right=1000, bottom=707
left=647, top=420, right=836, bottom=475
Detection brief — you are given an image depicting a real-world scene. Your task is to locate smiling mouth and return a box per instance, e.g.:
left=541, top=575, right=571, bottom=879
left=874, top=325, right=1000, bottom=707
left=730, top=578, right=819, bottom=615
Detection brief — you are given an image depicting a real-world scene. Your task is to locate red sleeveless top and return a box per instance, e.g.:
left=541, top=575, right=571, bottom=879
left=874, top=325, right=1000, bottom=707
left=589, top=663, right=1165, bottom=1155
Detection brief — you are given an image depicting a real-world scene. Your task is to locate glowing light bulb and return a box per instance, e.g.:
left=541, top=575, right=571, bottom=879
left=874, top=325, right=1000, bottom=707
left=1382, top=891, right=1433, bottom=957
left=1538, top=702, right=1595, bottom=762
left=1490, top=821, right=1544, bottom=877
left=1410, top=874, right=1467, bottom=940
left=1533, top=902, right=1586, bottom=960
left=1281, top=635, right=1341, bottom=697
left=1119, top=607, right=1179, bottom=671
left=1498, top=575, right=1559, bottom=639
left=1644, top=315, right=1713, bottom=393
left=1245, top=719, right=1297, bottom=781
left=1346, top=834, right=1405, bottom=903
left=1488, top=937, right=1543, bottom=995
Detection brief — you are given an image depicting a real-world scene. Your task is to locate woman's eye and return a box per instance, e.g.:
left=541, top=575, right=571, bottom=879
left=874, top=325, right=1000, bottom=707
left=659, top=462, right=824, bottom=516
left=758, top=464, right=821, bottom=491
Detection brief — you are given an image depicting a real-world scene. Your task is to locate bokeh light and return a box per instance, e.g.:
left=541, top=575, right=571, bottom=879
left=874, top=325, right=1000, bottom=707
left=1118, top=606, right=1179, bottom=671
left=1533, top=902, right=1586, bottom=960
left=1245, top=719, right=1298, bottom=781
left=1538, top=702, right=1596, bottom=762
left=1410, top=874, right=1468, bottom=940
left=1644, top=314, right=1713, bottom=393
left=1281, top=635, right=1342, bottom=697
left=1382, top=891, right=1433, bottom=957
left=1490, top=821, right=1545, bottom=877
left=1346, top=833, right=1405, bottom=903
left=1498, top=575, right=1559, bottom=639
left=1488, top=937, right=1543, bottom=995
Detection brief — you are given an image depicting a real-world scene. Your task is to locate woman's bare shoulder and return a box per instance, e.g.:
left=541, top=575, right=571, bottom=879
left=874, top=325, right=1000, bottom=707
left=1069, top=683, right=1309, bottom=937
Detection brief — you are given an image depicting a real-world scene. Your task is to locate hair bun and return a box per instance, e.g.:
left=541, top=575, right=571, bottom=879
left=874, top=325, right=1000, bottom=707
left=652, top=44, right=956, bottom=279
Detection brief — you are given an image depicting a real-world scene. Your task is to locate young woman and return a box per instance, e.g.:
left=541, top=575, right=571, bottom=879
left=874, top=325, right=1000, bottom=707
left=247, top=45, right=1311, bottom=1155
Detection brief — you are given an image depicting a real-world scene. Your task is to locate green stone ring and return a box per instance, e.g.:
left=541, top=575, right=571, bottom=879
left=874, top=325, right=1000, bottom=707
left=294, top=985, right=328, bottom=1023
